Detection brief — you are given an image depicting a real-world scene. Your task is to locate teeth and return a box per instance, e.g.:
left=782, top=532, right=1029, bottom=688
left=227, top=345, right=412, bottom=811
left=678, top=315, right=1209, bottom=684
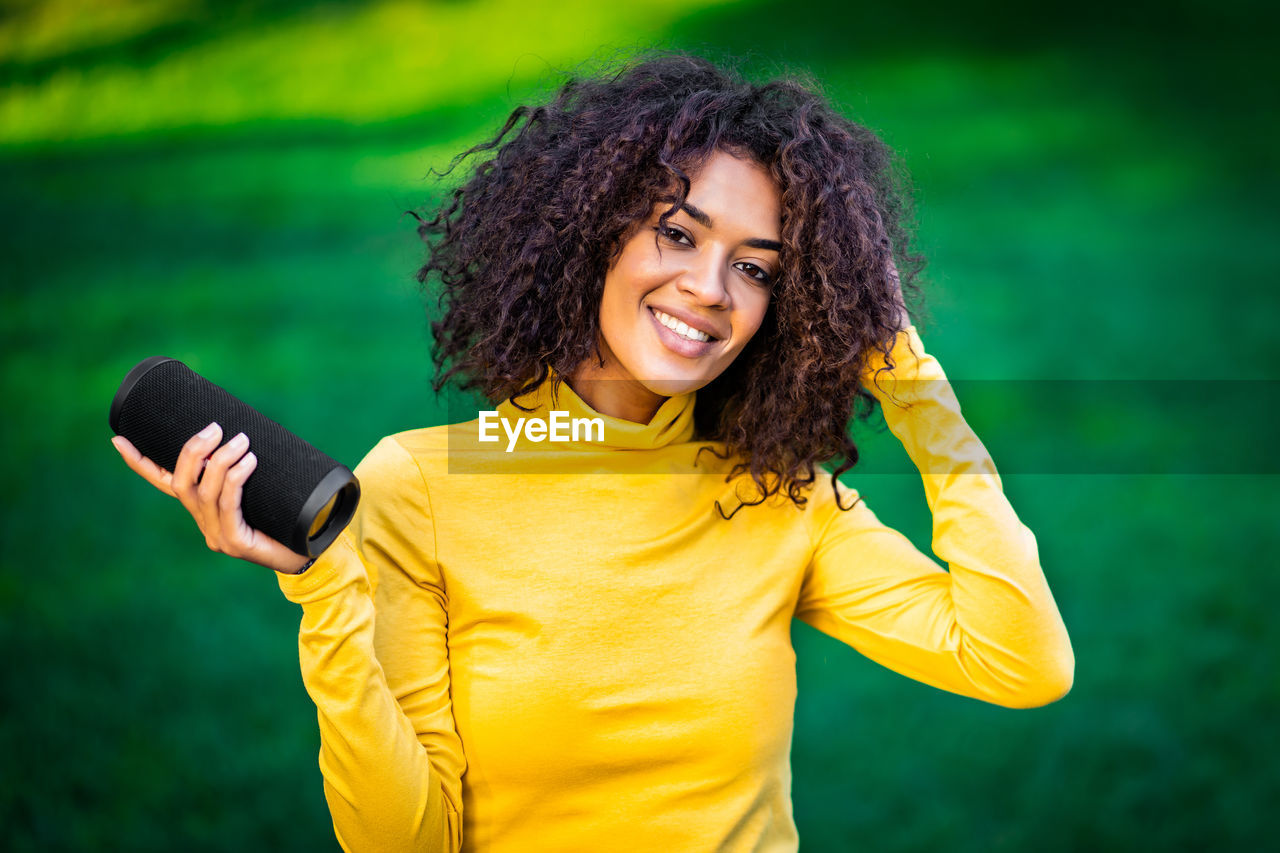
left=653, top=309, right=712, bottom=343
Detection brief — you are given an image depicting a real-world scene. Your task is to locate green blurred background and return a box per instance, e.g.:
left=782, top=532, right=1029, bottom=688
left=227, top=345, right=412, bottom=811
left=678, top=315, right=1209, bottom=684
left=2, top=0, right=1276, bottom=850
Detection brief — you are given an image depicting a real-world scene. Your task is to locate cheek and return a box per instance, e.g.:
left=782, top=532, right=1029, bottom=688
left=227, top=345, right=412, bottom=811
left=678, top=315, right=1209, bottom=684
left=734, top=293, right=772, bottom=346
left=603, top=245, right=661, bottom=307
left=622, top=249, right=667, bottom=294
left=598, top=263, right=653, bottom=347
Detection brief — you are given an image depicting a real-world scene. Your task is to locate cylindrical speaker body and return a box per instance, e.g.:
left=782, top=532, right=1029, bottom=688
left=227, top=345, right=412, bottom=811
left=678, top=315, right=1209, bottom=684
left=110, top=357, right=360, bottom=558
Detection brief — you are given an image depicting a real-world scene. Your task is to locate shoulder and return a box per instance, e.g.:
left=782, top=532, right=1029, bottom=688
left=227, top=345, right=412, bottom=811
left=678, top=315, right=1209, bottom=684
left=375, top=424, right=453, bottom=461
left=342, top=425, right=463, bottom=551
left=352, top=422, right=469, bottom=499
left=712, top=463, right=871, bottom=532
left=798, top=467, right=886, bottom=544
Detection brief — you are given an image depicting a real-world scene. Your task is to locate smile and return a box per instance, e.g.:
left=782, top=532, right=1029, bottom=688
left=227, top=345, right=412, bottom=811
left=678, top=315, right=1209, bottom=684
left=650, top=308, right=714, bottom=343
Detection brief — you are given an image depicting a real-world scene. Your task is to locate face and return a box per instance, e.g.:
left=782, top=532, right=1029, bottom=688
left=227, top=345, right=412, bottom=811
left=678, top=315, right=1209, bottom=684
left=572, top=150, right=783, bottom=422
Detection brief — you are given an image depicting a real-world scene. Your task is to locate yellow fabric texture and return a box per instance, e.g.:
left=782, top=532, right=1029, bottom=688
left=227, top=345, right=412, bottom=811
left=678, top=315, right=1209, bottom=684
left=277, top=327, right=1074, bottom=852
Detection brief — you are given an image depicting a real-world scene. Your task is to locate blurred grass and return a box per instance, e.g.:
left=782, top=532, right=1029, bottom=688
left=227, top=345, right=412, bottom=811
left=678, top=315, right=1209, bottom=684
left=2, top=0, right=1277, bottom=850
left=0, top=0, right=742, bottom=143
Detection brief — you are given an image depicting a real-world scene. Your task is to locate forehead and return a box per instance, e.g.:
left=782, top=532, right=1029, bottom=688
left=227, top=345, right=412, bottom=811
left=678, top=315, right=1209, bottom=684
left=682, top=151, right=782, bottom=237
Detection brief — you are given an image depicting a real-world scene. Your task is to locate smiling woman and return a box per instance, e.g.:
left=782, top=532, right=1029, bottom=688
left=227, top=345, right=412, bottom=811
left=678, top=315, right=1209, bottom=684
left=580, top=151, right=780, bottom=418
left=112, top=51, right=1073, bottom=852
left=420, top=55, right=925, bottom=511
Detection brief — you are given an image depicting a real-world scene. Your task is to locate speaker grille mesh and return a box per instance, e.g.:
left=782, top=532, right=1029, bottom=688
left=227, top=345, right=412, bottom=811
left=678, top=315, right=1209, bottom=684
left=114, top=360, right=344, bottom=551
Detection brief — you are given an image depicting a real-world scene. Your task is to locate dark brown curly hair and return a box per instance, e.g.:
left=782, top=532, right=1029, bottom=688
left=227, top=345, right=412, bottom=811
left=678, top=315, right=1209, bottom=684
left=416, top=52, right=923, bottom=512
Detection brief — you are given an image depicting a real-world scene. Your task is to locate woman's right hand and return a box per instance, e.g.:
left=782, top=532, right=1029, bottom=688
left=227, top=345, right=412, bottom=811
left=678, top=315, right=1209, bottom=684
left=112, top=422, right=311, bottom=574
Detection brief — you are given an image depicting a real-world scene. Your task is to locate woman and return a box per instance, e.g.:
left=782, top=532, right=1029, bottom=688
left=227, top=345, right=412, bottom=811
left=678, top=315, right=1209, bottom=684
left=112, top=54, right=1073, bottom=852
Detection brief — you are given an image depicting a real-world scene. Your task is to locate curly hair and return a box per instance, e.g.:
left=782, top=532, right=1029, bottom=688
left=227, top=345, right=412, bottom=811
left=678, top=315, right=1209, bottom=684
left=415, top=52, right=924, bottom=513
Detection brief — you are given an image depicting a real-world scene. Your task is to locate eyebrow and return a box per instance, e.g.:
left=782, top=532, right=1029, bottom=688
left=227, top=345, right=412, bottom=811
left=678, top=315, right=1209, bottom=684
left=662, top=199, right=783, bottom=253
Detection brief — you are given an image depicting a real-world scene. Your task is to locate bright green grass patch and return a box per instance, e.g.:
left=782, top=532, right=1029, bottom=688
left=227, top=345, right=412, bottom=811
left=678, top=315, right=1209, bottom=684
left=0, top=0, right=741, bottom=146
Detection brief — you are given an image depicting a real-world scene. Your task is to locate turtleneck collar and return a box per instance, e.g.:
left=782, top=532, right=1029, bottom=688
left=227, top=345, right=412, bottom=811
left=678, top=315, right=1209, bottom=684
left=496, top=373, right=696, bottom=451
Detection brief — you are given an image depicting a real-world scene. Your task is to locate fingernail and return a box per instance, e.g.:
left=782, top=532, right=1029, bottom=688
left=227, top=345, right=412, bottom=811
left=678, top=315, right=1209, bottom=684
left=110, top=436, right=126, bottom=451
left=241, top=452, right=257, bottom=467
left=199, top=422, right=220, bottom=439
left=229, top=432, right=248, bottom=450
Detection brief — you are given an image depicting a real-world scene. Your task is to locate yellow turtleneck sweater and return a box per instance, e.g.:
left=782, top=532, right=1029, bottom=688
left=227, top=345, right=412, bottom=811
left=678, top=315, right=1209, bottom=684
left=276, top=327, right=1074, bottom=852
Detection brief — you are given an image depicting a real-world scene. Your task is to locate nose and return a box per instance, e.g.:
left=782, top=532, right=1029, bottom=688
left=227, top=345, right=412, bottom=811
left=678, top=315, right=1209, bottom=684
left=676, top=250, right=730, bottom=309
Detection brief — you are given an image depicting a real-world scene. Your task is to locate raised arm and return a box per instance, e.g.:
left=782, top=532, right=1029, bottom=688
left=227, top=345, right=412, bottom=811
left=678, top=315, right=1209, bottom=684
left=795, top=327, right=1074, bottom=708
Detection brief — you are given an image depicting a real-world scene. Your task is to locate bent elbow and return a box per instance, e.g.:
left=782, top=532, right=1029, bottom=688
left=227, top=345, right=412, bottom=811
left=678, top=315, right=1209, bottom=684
left=1002, top=647, right=1075, bottom=709
left=1009, top=671, right=1073, bottom=709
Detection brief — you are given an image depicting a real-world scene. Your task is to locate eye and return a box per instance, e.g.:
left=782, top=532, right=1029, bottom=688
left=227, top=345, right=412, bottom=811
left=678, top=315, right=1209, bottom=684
left=653, top=224, right=693, bottom=246
left=735, top=261, right=773, bottom=285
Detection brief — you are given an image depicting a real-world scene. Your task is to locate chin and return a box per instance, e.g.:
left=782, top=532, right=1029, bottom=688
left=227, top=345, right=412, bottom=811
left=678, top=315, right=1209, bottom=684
left=640, top=374, right=711, bottom=398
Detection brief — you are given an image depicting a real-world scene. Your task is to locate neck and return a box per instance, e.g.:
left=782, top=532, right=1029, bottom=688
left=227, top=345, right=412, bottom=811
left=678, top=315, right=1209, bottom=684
left=567, top=365, right=667, bottom=425
left=504, top=363, right=698, bottom=452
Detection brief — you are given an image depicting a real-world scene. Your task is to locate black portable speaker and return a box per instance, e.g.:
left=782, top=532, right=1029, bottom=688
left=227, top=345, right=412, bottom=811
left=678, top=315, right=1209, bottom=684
left=110, top=357, right=360, bottom=558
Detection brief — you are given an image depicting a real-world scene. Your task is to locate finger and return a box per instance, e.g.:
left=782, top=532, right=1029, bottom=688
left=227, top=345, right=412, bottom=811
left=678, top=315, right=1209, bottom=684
left=197, top=431, right=250, bottom=508
left=220, top=453, right=309, bottom=573
left=111, top=435, right=177, bottom=497
left=172, top=422, right=222, bottom=509
left=218, top=450, right=262, bottom=555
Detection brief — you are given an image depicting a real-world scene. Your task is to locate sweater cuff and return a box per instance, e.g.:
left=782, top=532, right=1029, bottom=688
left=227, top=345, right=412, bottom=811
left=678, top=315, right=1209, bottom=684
left=860, top=325, right=947, bottom=407
left=275, top=534, right=362, bottom=604
left=859, top=325, right=998, bottom=481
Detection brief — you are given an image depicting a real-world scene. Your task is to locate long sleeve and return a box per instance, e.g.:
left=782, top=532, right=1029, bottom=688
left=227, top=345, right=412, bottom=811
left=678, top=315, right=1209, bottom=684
left=795, top=327, right=1074, bottom=708
left=277, top=436, right=465, bottom=851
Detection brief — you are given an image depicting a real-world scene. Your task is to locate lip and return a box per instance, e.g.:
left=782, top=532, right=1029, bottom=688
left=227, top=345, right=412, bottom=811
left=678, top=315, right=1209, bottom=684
left=647, top=306, right=718, bottom=358
left=647, top=303, right=725, bottom=341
